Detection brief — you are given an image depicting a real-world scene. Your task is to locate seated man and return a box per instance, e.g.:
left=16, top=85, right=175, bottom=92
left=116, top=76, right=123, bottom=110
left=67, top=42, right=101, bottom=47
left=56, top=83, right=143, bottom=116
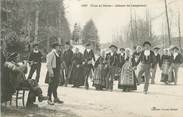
left=4, top=52, right=48, bottom=108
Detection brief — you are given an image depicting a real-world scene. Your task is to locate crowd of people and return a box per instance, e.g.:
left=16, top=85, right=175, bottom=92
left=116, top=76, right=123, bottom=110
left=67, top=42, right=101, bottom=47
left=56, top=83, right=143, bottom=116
left=1, top=39, right=183, bottom=108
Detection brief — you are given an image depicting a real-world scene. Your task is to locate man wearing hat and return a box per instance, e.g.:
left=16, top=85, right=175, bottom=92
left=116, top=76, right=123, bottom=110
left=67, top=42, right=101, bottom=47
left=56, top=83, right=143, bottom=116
left=151, top=47, right=161, bottom=84
left=3, top=52, right=48, bottom=108
left=46, top=42, right=64, bottom=105
left=63, top=41, right=73, bottom=87
left=119, top=48, right=125, bottom=68
left=83, top=43, right=95, bottom=89
left=137, top=41, right=155, bottom=94
left=106, top=44, right=120, bottom=91
left=170, top=47, right=183, bottom=85
left=28, top=43, right=43, bottom=83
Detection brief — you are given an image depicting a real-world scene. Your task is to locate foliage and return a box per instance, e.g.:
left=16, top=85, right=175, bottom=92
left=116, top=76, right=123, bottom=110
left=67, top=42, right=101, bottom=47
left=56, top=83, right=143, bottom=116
left=1, top=0, right=71, bottom=57
left=112, top=19, right=158, bottom=49
left=82, top=19, right=100, bottom=51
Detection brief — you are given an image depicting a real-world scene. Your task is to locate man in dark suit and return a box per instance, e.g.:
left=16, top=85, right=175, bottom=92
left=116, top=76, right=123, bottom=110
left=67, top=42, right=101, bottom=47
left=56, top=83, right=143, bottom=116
left=106, top=45, right=119, bottom=91
left=171, top=47, right=183, bottom=85
left=28, top=43, right=43, bottom=83
left=137, top=41, right=155, bottom=94
left=118, top=48, right=125, bottom=68
left=151, top=47, right=160, bottom=84
left=83, top=43, right=95, bottom=89
left=63, top=42, right=73, bottom=87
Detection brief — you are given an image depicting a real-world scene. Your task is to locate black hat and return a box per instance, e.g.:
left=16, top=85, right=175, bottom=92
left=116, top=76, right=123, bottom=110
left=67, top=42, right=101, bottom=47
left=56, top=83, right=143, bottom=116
left=51, top=42, right=60, bottom=48
left=154, top=47, right=160, bottom=50
left=172, top=46, right=179, bottom=50
left=143, top=41, right=151, bottom=46
left=109, top=45, right=118, bottom=49
left=8, top=52, right=18, bottom=61
left=120, top=48, right=125, bottom=51
left=33, top=43, right=39, bottom=47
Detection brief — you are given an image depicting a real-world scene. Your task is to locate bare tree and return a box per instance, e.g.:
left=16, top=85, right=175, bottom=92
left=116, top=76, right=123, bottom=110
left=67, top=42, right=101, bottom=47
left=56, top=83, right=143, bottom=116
left=164, top=0, right=171, bottom=46
left=178, top=10, right=182, bottom=48
left=34, top=0, right=41, bottom=43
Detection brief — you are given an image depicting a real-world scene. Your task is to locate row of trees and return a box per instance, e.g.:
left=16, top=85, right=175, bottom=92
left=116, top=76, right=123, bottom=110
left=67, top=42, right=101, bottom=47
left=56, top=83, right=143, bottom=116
left=112, top=12, right=182, bottom=49
left=1, top=0, right=71, bottom=58
left=72, top=20, right=100, bottom=51
left=112, top=19, right=157, bottom=49
left=1, top=0, right=101, bottom=58
left=111, top=0, right=182, bottom=50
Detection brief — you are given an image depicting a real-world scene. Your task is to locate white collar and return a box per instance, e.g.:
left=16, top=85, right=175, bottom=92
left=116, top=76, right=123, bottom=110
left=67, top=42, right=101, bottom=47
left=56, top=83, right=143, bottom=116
left=33, top=49, right=39, bottom=53
left=173, top=52, right=178, bottom=59
left=154, top=52, right=158, bottom=56
left=86, top=49, right=91, bottom=52
left=52, top=49, right=59, bottom=56
left=144, top=50, right=150, bottom=56
left=121, top=53, right=124, bottom=56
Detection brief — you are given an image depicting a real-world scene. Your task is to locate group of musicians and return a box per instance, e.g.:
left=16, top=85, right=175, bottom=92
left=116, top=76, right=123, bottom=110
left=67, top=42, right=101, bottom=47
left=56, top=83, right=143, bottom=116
left=1, top=39, right=183, bottom=108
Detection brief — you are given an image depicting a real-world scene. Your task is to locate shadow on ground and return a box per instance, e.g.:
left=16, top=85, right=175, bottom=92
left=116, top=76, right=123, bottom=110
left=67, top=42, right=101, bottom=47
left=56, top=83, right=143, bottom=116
left=1, top=105, right=80, bottom=117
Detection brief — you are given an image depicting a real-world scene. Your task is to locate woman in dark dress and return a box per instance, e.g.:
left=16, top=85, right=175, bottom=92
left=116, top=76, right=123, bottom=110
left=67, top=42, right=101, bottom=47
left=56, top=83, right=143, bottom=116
left=118, top=48, right=137, bottom=92
left=93, top=51, right=107, bottom=90
left=71, top=48, right=85, bottom=87
left=160, top=49, right=173, bottom=84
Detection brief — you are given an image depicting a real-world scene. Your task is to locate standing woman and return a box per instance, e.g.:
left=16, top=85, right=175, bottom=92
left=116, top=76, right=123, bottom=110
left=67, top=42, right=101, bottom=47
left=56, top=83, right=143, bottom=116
left=93, top=51, right=107, bottom=90
left=70, top=48, right=84, bottom=88
left=118, top=48, right=137, bottom=92
left=160, top=49, right=173, bottom=84
left=46, top=42, right=64, bottom=105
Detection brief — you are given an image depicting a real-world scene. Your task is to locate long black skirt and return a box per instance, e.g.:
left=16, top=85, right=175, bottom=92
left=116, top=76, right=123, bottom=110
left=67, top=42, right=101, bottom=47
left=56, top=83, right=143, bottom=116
left=70, top=66, right=85, bottom=87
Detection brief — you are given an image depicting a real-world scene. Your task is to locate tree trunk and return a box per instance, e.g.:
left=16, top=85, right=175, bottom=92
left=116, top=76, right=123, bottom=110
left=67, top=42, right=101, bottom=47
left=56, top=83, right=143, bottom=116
left=34, top=1, right=40, bottom=43
left=178, top=10, right=181, bottom=48
left=164, top=0, right=171, bottom=46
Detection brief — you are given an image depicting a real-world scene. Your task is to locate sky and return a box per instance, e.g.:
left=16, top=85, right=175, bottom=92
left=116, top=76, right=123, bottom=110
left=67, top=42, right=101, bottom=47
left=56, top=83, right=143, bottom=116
left=64, top=0, right=183, bottom=44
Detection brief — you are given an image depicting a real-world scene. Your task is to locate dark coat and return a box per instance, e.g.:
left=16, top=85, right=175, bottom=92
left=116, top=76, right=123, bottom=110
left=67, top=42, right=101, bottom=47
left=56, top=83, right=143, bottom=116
left=63, top=49, right=73, bottom=67
left=118, top=53, right=125, bottom=68
left=159, top=55, right=173, bottom=68
left=70, top=52, right=85, bottom=86
left=29, top=50, right=42, bottom=63
left=83, top=49, right=95, bottom=71
left=172, top=53, right=183, bottom=64
left=94, top=56, right=105, bottom=68
left=2, top=62, right=27, bottom=102
left=109, top=52, right=120, bottom=67
left=83, top=49, right=95, bottom=62
left=137, top=50, right=155, bottom=67
left=154, top=53, right=160, bottom=64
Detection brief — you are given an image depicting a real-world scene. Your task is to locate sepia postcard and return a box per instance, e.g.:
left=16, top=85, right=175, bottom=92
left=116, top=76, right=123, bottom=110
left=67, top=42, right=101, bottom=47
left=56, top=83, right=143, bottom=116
left=1, top=0, right=183, bottom=117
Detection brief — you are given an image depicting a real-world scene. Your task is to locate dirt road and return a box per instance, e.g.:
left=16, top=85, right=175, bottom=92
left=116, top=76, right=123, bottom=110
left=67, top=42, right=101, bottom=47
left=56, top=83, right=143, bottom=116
left=1, top=64, right=183, bottom=117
